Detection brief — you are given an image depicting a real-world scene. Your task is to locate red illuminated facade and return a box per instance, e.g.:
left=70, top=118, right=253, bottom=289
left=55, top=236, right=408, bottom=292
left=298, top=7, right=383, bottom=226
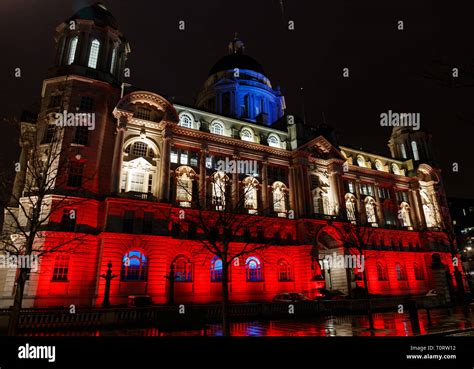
left=0, top=3, right=463, bottom=308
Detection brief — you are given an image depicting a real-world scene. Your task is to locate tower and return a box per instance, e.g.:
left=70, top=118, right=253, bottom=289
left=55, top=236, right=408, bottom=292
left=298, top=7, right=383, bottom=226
left=196, top=34, right=285, bottom=125
left=388, top=126, right=436, bottom=166
left=38, top=2, right=130, bottom=194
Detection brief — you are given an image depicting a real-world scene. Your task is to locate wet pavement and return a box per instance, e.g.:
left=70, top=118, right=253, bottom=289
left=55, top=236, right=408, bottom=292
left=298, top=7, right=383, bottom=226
left=20, top=305, right=474, bottom=337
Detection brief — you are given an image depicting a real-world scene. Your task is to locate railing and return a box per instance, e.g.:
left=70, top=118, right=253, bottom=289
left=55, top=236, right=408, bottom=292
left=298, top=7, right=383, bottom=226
left=0, top=295, right=448, bottom=332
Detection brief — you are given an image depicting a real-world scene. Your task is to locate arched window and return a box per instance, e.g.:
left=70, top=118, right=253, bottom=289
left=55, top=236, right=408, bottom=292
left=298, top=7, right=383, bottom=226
left=383, top=199, right=397, bottom=226
left=210, top=256, right=223, bottom=282
left=110, top=47, right=117, bottom=74
left=399, top=202, right=412, bottom=227
left=212, top=171, right=228, bottom=211
left=127, top=142, right=153, bottom=158
left=364, top=196, right=377, bottom=225
left=67, top=36, right=78, bottom=65
left=176, top=166, right=195, bottom=207
left=121, top=250, right=147, bottom=281
left=134, top=107, right=151, bottom=121
left=173, top=255, right=192, bottom=282
left=272, top=182, right=287, bottom=216
left=374, top=160, right=383, bottom=171
left=243, top=177, right=258, bottom=214
left=241, top=128, right=253, bottom=142
left=414, top=263, right=424, bottom=280
left=376, top=263, right=388, bottom=281
left=391, top=163, right=400, bottom=175
left=396, top=263, right=407, bottom=281
left=179, top=113, right=193, bottom=128
left=267, top=134, right=280, bottom=148
left=345, top=193, right=357, bottom=222
left=277, top=259, right=292, bottom=281
left=210, top=121, right=224, bottom=135
left=246, top=256, right=263, bottom=282
left=400, top=143, right=407, bottom=159
left=411, top=141, right=419, bottom=161
left=88, top=39, right=101, bottom=69
left=357, top=156, right=366, bottom=167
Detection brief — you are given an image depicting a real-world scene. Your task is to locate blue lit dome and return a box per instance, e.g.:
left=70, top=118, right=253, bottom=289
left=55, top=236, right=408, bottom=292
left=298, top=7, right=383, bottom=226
left=197, top=35, right=285, bottom=126
left=68, top=2, right=119, bottom=30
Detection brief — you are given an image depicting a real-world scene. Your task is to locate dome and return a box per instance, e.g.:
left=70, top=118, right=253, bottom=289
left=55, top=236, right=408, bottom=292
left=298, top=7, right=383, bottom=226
left=209, top=53, right=265, bottom=76
left=68, top=2, right=119, bottom=30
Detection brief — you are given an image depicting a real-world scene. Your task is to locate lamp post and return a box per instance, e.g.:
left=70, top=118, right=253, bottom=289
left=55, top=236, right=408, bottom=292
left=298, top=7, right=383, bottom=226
left=101, top=261, right=117, bottom=308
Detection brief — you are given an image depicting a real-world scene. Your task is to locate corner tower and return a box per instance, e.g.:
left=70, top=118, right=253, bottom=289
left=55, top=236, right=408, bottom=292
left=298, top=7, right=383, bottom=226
left=388, top=126, right=436, bottom=166
left=196, top=34, right=285, bottom=125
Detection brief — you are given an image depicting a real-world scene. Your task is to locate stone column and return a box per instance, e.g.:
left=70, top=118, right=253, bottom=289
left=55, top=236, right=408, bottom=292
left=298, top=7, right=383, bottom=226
left=261, top=159, right=269, bottom=214
left=288, top=165, right=297, bottom=217
left=409, top=189, right=421, bottom=229
left=355, top=178, right=362, bottom=220
left=199, top=147, right=207, bottom=209
left=159, top=129, right=171, bottom=202
left=329, top=169, right=341, bottom=216
left=413, top=188, right=427, bottom=229
left=231, top=151, right=239, bottom=208
left=111, top=115, right=127, bottom=194
left=374, top=182, right=384, bottom=226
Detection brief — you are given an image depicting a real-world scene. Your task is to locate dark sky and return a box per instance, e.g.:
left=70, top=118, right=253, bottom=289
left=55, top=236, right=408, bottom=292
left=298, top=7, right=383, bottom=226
left=1, top=0, right=473, bottom=198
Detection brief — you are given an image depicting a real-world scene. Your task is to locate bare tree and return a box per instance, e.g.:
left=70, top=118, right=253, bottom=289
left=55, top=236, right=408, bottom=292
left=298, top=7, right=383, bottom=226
left=0, top=116, right=95, bottom=335
left=174, top=166, right=287, bottom=336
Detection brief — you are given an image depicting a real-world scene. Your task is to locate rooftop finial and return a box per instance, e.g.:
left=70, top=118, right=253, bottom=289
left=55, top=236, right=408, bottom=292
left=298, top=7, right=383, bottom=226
left=228, top=33, right=245, bottom=54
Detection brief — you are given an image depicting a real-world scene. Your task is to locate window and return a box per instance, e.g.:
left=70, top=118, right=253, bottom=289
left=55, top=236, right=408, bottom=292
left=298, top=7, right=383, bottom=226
left=67, top=162, right=84, bottom=187
left=134, top=107, right=151, bottom=121
left=52, top=255, right=70, bottom=281
left=170, top=150, right=178, bottom=163
left=241, top=129, right=253, bottom=142
left=222, top=92, right=230, bottom=116
left=173, top=256, right=192, bottom=281
left=364, top=196, right=377, bottom=225
left=396, top=263, right=407, bottom=281
left=212, top=171, right=227, bottom=210
left=399, top=202, right=412, bottom=227
left=43, top=124, right=58, bottom=143
left=400, top=143, right=407, bottom=159
left=130, top=172, right=145, bottom=192
left=378, top=187, right=390, bottom=199
left=376, top=263, right=388, bottom=281
left=179, top=113, right=193, bottom=128
left=414, top=263, right=424, bottom=280
left=67, top=36, right=78, bottom=65
left=347, top=181, right=355, bottom=194
left=246, top=256, right=262, bottom=281
left=267, top=134, right=280, bottom=148
left=210, top=121, right=224, bottom=135
left=87, top=39, right=100, bottom=69
left=272, top=182, right=287, bottom=215
left=121, top=250, right=147, bottom=281
left=242, top=95, right=249, bottom=118
left=142, top=212, right=153, bottom=234
left=180, top=152, right=188, bottom=165
left=49, top=95, right=61, bottom=108
left=176, top=167, right=194, bottom=207
left=110, top=48, right=117, bottom=74
left=120, top=172, right=127, bottom=192
left=396, top=191, right=409, bottom=203
left=243, top=177, right=258, bottom=213
left=277, top=259, right=292, bottom=281
left=345, top=193, right=357, bottom=222
left=129, top=142, right=148, bottom=157
left=122, top=210, right=135, bottom=233
left=147, top=176, right=153, bottom=193
left=73, top=126, right=89, bottom=145
left=360, top=183, right=373, bottom=196
left=391, top=163, right=400, bottom=175
left=210, top=256, right=223, bottom=282
left=79, top=96, right=94, bottom=111
left=374, top=160, right=383, bottom=171
left=60, top=209, right=76, bottom=232
left=411, top=141, right=419, bottom=161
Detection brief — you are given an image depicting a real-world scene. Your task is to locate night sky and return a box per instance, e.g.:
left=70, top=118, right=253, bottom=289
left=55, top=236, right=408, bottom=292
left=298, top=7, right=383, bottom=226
left=0, top=0, right=473, bottom=198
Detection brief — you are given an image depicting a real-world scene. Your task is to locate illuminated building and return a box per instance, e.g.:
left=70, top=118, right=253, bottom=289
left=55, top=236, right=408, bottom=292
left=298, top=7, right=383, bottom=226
left=0, top=2, right=461, bottom=308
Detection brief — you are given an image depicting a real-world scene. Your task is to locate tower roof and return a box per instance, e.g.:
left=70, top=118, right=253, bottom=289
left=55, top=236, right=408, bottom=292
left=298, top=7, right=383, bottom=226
left=208, top=35, right=265, bottom=76
left=67, top=2, right=119, bottom=30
